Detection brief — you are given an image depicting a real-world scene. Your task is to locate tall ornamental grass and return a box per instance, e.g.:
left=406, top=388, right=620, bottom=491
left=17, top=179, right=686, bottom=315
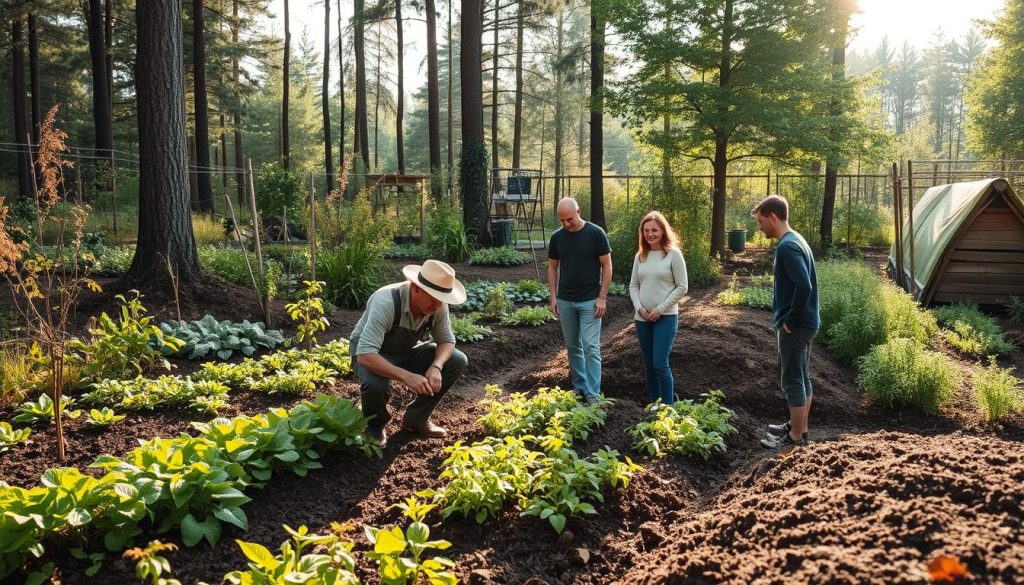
left=858, top=338, right=961, bottom=413
left=972, top=358, right=1022, bottom=421
left=817, top=261, right=936, bottom=364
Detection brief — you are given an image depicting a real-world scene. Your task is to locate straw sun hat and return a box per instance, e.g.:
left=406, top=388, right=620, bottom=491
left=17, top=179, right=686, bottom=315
left=402, top=259, right=467, bottom=305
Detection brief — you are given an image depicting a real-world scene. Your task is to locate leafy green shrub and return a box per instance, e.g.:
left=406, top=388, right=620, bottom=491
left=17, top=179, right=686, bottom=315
left=13, top=394, right=82, bottom=424
left=630, top=391, right=737, bottom=459
left=451, top=315, right=493, bottom=343
left=285, top=280, right=330, bottom=350
left=0, top=422, right=31, bottom=453
left=68, top=293, right=182, bottom=381
left=481, top=283, right=511, bottom=319
left=521, top=446, right=637, bottom=534
left=250, top=361, right=333, bottom=396
left=469, top=246, right=532, bottom=266
left=972, top=358, right=1022, bottom=421
left=81, top=376, right=230, bottom=412
left=225, top=525, right=359, bottom=585
left=254, top=161, right=305, bottom=221
left=92, top=245, right=134, bottom=274
left=386, top=242, right=431, bottom=261
left=513, top=279, right=549, bottom=300
left=85, top=407, right=126, bottom=428
left=1009, top=297, right=1024, bottom=324
left=608, top=281, right=629, bottom=296
left=501, top=306, right=556, bottom=327
left=425, top=201, right=472, bottom=262
left=683, top=249, right=720, bottom=288
left=191, top=340, right=352, bottom=392
left=317, top=242, right=387, bottom=309
left=933, top=302, right=1015, bottom=356
left=157, top=316, right=285, bottom=360
left=477, top=385, right=608, bottom=444
left=858, top=338, right=961, bottom=413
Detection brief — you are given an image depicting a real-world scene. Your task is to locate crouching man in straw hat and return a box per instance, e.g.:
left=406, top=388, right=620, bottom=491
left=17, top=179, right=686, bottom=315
left=350, top=259, right=468, bottom=448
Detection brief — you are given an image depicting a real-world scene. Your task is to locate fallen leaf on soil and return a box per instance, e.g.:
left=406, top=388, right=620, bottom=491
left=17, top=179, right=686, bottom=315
left=928, top=555, right=968, bottom=582
left=577, top=548, right=591, bottom=564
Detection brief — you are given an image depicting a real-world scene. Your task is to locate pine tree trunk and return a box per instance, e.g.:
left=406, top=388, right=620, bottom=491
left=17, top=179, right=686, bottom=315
left=512, top=3, right=524, bottom=169
left=28, top=14, right=40, bottom=147
left=354, top=0, right=370, bottom=171
left=553, top=8, right=564, bottom=201
left=426, top=0, right=442, bottom=199
left=710, top=0, right=734, bottom=258
left=233, top=0, right=245, bottom=205
left=589, top=9, right=605, bottom=230
left=373, top=29, right=381, bottom=169
left=820, top=9, right=848, bottom=251
left=129, top=0, right=201, bottom=285
left=446, top=0, right=454, bottom=174
left=396, top=0, right=405, bottom=174
left=490, top=0, right=500, bottom=172
left=338, top=0, right=346, bottom=165
left=460, top=0, right=489, bottom=244
left=323, top=0, right=334, bottom=191
left=87, top=0, right=113, bottom=164
left=282, top=0, right=291, bottom=169
left=11, top=17, right=32, bottom=201
left=193, top=0, right=214, bottom=214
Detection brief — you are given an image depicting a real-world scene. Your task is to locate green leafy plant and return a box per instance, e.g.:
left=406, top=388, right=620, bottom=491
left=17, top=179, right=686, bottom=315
left=191, top=340, right=352, bottom=392
left=85, top=407, right=126, bottom=428
left=0, top=341, right=47, bottom=404
left=13, top=393, right=82, bottom=424
left=156, top=316, right=285, bottom=361
left=858, top=338, right=961, bottom=413
left=717, top=275, right=772, bottom=310
left=198, top=246, right=283, bottom=299
left=468, top=246, right=532, bottom=266
left=287, top=280, right=331, bottom=350
left=254, top=160, right=306, bottom=221
left=69, top=548, right=105, bottom=578
left=630, top=391, right=737, bottom=459
left=425, top=201, right=472, bottom=262
left=1008, top=297, right=1024, bottom=324
left=191, top=394, right=229, bottom=415
left=450, top=315, right=493, bottom=343
left=318, top=243, right=387, bottom=309
left=607, top=282, right=629, bottom=296
left=512, top=279, right=549, bottom=301
left=124, top=540, right=182, bottom=585
left=225, top=524, right=360, bottom=585
left=500, top=306, right=556, bottom=327
left=972, top=358, right=1022, bottom=421
left=250, top=361, right=333, bottom=396
left=68, top=292, right=182, bottom=381
left=81, top=375, right=230, bottom=412
left=933, top=302, right=1015, bottom=356
left=365, top=498, right=457, bottom=585
left=521, top=446, right=639, bottom=534
left=481, top=283, right=511, bottom=319
left=477, top=385, right=608, bottom=445
left=0, top=422, right=31, bottom=453
left=386, top=242, right=432, bottom=261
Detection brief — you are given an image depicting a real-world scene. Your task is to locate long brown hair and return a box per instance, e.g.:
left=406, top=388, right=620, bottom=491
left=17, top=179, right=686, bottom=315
left=637, top=211, right=680, bottom=262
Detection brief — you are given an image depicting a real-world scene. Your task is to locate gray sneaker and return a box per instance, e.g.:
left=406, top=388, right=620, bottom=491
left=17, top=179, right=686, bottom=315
left=766, top=421, right=791, bottom=438
left=760, top=432, right=807, bottom=450
left=582, top=394, right=600, bottom=406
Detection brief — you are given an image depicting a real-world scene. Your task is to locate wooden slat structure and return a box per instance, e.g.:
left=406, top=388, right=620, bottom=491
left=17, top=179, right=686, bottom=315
left=926, top=189, right=1024, bottom=306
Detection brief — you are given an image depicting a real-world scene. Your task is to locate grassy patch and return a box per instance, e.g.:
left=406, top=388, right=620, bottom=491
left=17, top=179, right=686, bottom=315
left=972, top=358, right=1022, bottom=421
left=858, top=338, right=960, bottom=413
left=933, top=302, right=1015, bottom=357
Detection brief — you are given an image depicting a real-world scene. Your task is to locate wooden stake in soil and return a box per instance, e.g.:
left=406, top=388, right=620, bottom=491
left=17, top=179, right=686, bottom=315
left=247, top=159, right=271, bottom=326
left=223, top=191, right=262, bottom=305
left=309, top=173, right=317, bottom=282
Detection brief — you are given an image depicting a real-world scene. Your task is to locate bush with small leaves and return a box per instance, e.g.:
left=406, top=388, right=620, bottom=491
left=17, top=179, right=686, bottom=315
left=451, top=315, right=493, bottom=343
left=469, top=246, right=532, bottom=266
left=717, top=276, right=772, bottom=310
left=501, top=306, right=556, bottom=327
left=1008, top=297, right=1024, bottom=324
left=858, top=338, right=961, bottom=413
left=511, top=279, right=549, bottom=302
left=630, top=391, right=737, bottom=459
left=608, top=282, right=629, bottom=296
left=972, top=358, right=1022, bottom=421
left=477, top=385, right=608, bottom=444
left=81, top=376, right=230, bottom=412
left=934, top=302, right=1015, bottom=356
left=386, top=242, right=431, bottom=261
left=86, top=407, right=126, bottom=428
left=0, top=422, right=31, bottom=453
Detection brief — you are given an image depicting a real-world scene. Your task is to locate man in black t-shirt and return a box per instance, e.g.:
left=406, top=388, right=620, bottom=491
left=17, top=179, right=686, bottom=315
left=547, top=197, right=613, bottom=405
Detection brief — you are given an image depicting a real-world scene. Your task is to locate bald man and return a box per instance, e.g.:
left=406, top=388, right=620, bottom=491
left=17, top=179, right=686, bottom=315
left=547, top=197, right=613, bottom=405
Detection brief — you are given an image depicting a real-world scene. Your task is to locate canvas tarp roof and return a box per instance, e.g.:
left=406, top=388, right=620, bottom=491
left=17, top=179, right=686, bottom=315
left=888, top=178, right=1024, bottom=298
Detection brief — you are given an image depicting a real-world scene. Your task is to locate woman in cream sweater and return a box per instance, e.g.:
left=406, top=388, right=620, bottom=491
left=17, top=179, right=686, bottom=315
left=629, top=211, right=688, bottom=405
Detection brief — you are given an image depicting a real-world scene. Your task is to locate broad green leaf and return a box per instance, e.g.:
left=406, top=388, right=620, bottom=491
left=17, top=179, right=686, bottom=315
left=236, top=540, right=280, bottom=571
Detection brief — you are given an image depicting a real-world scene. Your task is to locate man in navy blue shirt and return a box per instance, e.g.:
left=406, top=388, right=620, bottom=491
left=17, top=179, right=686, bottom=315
left=751, top=195, right=819, bottom=450
left=548, top=197, right=613, bottom=405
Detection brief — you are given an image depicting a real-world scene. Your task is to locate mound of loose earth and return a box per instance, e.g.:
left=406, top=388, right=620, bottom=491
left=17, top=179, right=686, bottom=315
left=627, top=431, right=1024, bottom=584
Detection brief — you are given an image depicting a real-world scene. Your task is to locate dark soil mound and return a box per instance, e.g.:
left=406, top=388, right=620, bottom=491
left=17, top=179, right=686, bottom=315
left=626, top=431, right=1024, bottom=585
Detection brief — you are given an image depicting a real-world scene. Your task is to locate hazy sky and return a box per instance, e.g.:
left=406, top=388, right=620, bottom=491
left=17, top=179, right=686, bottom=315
left=266, top=0, right=1008, bottom=88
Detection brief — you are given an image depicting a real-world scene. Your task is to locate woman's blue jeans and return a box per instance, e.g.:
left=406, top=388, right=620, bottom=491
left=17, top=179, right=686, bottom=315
left=635, top=314, right=678, bottom=404
left=557, top=298, right=603, bottom=399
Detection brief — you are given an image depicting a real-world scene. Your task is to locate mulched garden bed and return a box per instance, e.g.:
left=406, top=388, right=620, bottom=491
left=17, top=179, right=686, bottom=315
left=1, top=247, right=1022, bottom=584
